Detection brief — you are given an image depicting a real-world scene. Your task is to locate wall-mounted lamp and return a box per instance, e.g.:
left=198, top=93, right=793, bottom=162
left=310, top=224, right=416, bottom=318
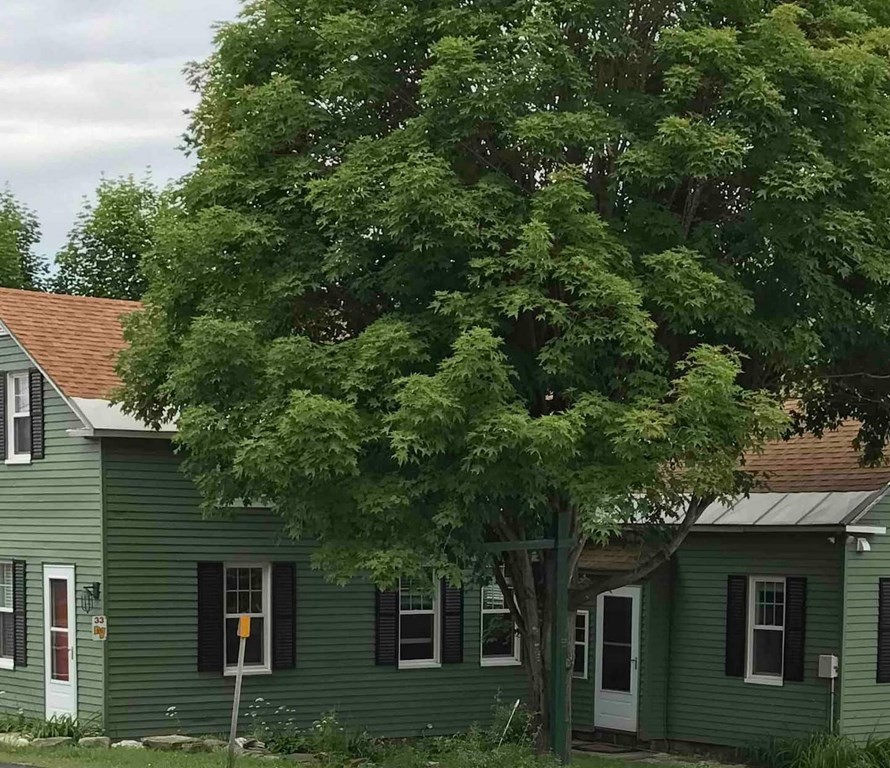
left=856, top=537, right=872, bottom=554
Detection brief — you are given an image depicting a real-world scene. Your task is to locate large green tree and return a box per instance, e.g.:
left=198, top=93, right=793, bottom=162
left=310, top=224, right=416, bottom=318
left=54, top=175, right=164, bottom=300
left=0, top=188, right=46, bottom=290
left=118, top=0, right=890, bottom=753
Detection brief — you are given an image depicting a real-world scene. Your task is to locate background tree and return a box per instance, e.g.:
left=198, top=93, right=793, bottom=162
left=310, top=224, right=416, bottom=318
left=0, top=188, right=46, bottom=290
left=118, top=0, right=890, bottom=753
left=54, top=174, right=163, bottom=300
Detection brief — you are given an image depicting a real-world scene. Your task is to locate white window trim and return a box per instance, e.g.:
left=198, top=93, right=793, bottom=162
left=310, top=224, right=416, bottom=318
left=480, top=582, right=521, bottom=667
left=745, top=575, right=786, bottom=687
left=0, top=560, right=13, bottom=669
left=573, top=610, right=590, bottom=680
left=6, top=372, right=30, bottom=465
left=398, top=578, right=441, bottom=670
left=223, top=562, right=272, bottom=677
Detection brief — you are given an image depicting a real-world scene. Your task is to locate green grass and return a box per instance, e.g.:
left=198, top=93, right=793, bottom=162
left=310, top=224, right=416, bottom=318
left=0, top=747, right=708, bottom=768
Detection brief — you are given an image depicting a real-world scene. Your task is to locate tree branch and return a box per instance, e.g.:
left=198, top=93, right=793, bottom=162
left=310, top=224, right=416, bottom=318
left=568, top=494, right=713, bottom=610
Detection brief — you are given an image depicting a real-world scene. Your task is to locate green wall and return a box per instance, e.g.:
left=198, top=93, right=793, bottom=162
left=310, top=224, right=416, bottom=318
left=102, top=439, right=526, bottom=738
left=664, top=532, right=844, bottom=748
left=840, top=499, right=890, bottom=740
left=0, top=337, right=104, bottom=723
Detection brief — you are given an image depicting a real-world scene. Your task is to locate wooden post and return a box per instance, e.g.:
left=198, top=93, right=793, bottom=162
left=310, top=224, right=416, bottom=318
left=549, top=507, right=571, bottom=763
left=227, top=615, right=250, bottom=768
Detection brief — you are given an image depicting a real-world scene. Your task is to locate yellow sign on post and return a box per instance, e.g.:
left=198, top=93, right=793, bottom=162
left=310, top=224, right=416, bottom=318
left=227, top=615, right=251, bottom=768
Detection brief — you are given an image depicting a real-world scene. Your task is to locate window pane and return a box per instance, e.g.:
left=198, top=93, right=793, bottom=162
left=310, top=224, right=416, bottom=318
left=13, top=376, right=28, bottom=413
left=400, top=613, right=434, bottom=661
left=575, top=613, right=587, bottom=644
left=603, top=596, right=632, bottom=644
left=602, top=642, right=632, bottom=692
left=0, top=563, right=11, bottom=610
left=482, top=614, right=514, bottom=658
left=0, top=613, right=11, bottom=658
left=51, top=630, right=70, bottom=681
left=573, top=642, right=586, bottom=675
left=482, top=584, right=506, bottom=611
left=753, top=628, right=783, bottom=676
left=400, top=579, right=434, bottom=612
left=226, top=617, right=265, bottom=666
left=13, top=417, right=30, bottom=455
left=50, top=579, right=68, bottom=629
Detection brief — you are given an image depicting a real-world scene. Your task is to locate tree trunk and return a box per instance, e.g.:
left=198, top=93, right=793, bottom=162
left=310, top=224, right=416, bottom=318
left=500, top=546, right=576, bottom=759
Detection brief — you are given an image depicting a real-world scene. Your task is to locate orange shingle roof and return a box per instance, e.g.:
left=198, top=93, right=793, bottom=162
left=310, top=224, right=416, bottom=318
left=744, top=421, right=890, bottom=493
left=0, top=288, right=140, bottom=400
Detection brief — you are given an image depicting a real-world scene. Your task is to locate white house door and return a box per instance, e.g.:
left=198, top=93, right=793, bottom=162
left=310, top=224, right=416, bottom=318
left=44, top=565, right=77, bottom=719
left=594, top=586, right=641, bottom=733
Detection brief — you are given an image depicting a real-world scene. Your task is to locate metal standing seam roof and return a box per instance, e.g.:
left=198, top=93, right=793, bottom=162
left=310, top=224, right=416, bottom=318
left=695, top=488, right=887, bottom=528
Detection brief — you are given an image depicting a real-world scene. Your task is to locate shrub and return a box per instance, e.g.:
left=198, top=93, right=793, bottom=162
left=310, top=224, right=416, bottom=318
left=753, top=732, right=890, bottom=768
left=0, top=711, right=102, bottom=739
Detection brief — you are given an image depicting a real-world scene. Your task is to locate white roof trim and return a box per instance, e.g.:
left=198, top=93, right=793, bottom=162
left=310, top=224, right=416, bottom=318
left=845, top=525, right=887, bottom=535
left=70, top=398, right=176, bottom=436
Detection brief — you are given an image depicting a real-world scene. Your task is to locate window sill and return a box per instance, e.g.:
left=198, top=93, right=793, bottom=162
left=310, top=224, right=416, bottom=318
left=4, top=457, right=30, bottom=466
left=398, top=660, right=441, bottom=671
left=481, top=657, right=521, bottom=668
left=0, top=658, right=14, bottom=671
left=224, top=666, right=271, bottom=677
left=745, top=675, right=783, bottom=687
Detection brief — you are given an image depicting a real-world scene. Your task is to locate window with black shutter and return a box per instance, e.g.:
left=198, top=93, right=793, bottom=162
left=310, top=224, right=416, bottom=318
left=0, top=561, right=13, bottom=665
left=725, top=575, right=747, bottom=677
left=783, top=577, right=807, bottom=683
left=271, top=563, right=296, bottom=670
left=878, top=579, right=890, bottom=683
left=28, top=370, right=44, bottom=460
left=196, top=562, right=224, bottom=673
left=376, top=578, right=464, bottom=669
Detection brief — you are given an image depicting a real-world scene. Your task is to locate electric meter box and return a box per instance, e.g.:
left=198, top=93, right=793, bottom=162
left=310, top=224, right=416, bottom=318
left=818, top=654, right=839, bottom=679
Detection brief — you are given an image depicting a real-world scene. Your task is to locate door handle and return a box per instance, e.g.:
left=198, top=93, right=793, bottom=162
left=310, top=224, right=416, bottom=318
left=632, top=657, right=638, bottom=670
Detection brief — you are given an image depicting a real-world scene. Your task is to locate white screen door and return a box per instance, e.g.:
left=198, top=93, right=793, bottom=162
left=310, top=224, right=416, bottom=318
left=44, top=565, right=77, bottom=719
left=594, top=585, right=640, bottom=732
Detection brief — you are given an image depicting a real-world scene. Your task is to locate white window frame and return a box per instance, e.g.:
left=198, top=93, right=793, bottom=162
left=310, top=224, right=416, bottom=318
left=223, top=562, right=272, bottom=677
left=573, top=610, right=590, bottom=680
left=0, top=561, right=13, bottom=669
left=398, top=578, right=441, bottom=670
left=480, top=579, right=521, bottom=667
left=6, top=372, right=30, bottom=465
left=745, top=575, right=786, bottom=687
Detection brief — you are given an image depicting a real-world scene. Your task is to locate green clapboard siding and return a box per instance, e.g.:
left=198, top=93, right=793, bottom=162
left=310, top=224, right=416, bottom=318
left=102, top=439, right=527, bottom=738
left=0, top=337, right=104, bottom=723
left=840, top=499, right=890, bottom=740
left=639, top=565, right=671, bottom=742
left=665, top=533, right=843, bottom=748
left=571, top=598, right=596, bottom=730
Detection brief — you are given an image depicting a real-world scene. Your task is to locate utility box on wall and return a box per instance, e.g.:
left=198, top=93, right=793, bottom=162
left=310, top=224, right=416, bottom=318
left=819, top=654, right=839, bottom=679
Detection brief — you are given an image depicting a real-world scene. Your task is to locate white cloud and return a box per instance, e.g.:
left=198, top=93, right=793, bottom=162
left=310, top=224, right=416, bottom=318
left=0, top=0, right=241, bottom=256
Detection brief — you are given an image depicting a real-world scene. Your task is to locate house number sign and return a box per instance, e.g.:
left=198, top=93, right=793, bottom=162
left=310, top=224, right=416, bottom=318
left=91, top=615, right=108, bottom=641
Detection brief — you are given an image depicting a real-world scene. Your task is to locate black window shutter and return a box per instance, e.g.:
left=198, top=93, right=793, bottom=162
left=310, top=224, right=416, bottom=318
left=29, top=370, right=44, bottom=460
left=13, top=560, right=26, bottom=667
left=725, top=575, right=747, bottom=677
left=375, top=588, right=399, bottom=666
left=0, top=375, right=7, bottom=461
left=196, top=562, right=224, bottom=673
left=271, top=563, right=296, bottom=670
left=441, top=580, right=464, bottom=664
left=784, top=577, right=807, bottom=682
left=878, top=579, right=890, bottom=683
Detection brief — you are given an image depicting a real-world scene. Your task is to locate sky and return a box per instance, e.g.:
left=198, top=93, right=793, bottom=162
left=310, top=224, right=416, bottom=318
left=0, top=0, right=242, bottom=258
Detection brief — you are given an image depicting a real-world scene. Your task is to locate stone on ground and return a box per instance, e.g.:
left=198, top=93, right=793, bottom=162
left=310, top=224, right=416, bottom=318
left=0, top=734, right=30, bottom=748
left=113, top=740, right=145, bottom=749
left=31, top=737, right=74, bottom=749
left=142, top=734, right=202, bottom=751
left=203, top=738, right=228, bottom=751
left=78, top=736, right=111, bottom=748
